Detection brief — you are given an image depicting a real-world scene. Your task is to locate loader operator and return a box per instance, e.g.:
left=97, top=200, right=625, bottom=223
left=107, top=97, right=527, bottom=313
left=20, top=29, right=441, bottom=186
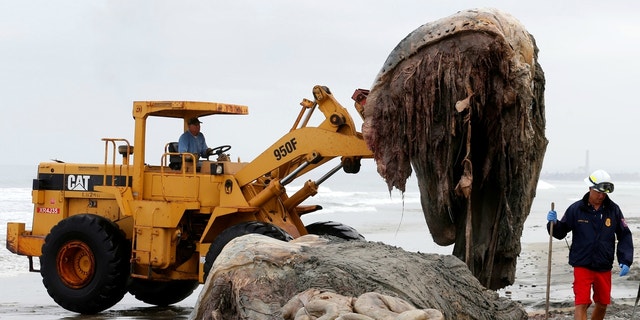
left=178, top=117, right=213, bottom=159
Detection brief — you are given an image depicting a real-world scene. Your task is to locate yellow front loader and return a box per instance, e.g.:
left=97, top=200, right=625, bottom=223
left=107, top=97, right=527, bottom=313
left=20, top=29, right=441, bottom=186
left=5, top=85, right=373, bottom=314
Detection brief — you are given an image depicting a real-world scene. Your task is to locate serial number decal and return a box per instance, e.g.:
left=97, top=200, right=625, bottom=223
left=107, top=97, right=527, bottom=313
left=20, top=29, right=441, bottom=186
left=81, top=192, right=101, bottom=198
left=37, top=207, right=60, bottom=214
left=274, top=138, right=298, bottom=161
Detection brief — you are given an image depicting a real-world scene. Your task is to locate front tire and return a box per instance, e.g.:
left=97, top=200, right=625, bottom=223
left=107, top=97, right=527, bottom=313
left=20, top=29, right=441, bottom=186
left=203, top=221, right=292, bottom=281
left=40, top=214, right=130, bottom=314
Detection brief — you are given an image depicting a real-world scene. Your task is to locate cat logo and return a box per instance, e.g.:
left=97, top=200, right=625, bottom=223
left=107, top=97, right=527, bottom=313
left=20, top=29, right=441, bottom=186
left=68, top=175, right=91, bottom=191
left=605, top=217, right=611, bottom=227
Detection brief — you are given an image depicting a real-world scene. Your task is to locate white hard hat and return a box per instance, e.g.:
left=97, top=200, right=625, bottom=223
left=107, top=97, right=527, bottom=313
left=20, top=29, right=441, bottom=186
left=584, top=169, right=614, bottom=193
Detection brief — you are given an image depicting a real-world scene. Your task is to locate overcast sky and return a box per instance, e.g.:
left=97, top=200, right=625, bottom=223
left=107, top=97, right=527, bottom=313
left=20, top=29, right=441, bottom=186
left=1, top=1, right=639, bottom=176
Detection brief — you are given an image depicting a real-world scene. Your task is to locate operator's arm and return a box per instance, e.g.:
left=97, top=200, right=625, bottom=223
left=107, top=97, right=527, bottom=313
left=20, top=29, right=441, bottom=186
left=178, top=132, right=190, bottom=153
left=198, top=133, right=209, bottom=158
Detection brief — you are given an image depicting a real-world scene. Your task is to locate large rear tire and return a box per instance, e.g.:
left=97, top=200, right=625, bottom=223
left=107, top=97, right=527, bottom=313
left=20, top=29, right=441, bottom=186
left=127, top=279, right=199, bottom=306
left=203, top=221, right=292, bottom=281
left=40, top=214, right=130, bottom=314
left=305, top=221, right=365, bottom=240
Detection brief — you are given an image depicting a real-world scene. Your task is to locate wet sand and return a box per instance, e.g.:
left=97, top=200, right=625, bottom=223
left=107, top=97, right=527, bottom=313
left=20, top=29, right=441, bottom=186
left=1, top=241, right=639, bottom=319
left=0, top=272, right=201, bottom=320
left=504, top=241, right=640, bottom=319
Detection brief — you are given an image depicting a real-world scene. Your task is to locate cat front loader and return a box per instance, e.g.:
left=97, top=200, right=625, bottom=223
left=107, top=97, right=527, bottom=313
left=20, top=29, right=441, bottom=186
left=5, top=85, right=373, bottom=314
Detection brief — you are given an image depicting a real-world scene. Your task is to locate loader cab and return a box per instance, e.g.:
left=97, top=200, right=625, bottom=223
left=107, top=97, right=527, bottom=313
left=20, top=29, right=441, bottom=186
left=129, top=101, right=248, bottom=199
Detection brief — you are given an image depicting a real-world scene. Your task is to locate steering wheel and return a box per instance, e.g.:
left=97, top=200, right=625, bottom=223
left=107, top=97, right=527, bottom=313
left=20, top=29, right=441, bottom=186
left=209, top=145, right=231, bottom=156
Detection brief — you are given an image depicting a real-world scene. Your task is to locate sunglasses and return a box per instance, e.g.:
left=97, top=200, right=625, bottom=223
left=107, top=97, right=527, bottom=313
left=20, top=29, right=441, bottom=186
left=591, top=182, right=614, bottom=193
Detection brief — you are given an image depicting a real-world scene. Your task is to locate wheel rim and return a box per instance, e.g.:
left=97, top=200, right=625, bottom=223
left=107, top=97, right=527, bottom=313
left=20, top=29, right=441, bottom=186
left=57, top=240, right=95, bottom=289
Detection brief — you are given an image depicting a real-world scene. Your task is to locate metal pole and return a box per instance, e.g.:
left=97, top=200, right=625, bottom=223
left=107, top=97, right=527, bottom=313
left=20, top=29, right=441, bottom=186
left=631, top=281, right=640, bottom=319
left=545, top=202, right=554, bottom=320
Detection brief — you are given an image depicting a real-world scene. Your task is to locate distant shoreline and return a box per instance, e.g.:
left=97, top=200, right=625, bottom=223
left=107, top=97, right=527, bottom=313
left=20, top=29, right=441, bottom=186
left=541, top=172, right=640, bottom=181
left=3, top=163, right=640, bottom=182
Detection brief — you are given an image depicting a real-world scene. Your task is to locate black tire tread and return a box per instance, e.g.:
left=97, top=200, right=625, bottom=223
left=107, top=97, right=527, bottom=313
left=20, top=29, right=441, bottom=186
left=40, top=214, right=130, bottom=314
left=128, top=279, right=200, bottom=306
left=305, top=220, right=365, bottom=240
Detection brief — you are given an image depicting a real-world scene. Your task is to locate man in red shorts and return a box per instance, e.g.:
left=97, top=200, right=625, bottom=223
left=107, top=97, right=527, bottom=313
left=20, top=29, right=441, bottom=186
left=547, top=169, right=633, bottom=320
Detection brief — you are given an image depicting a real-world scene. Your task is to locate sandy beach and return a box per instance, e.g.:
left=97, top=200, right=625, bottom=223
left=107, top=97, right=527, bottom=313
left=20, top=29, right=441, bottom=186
left=2, top=240, right=640, bottom=319
left=0, top=271, right=199, bottom=319
left=506, top=242, right=638, bottom=309
left=2, top=173, right=640, bottom=319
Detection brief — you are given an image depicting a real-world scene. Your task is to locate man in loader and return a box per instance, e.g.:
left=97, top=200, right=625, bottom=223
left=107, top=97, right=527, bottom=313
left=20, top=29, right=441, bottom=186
left=178, top=117, right=213, bottom=159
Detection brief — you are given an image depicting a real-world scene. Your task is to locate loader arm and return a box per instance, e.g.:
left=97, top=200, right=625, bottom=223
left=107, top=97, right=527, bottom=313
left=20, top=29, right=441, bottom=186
left=235, top=127, right=372, bottom=186
left=235, top=85, right=373, bottom=187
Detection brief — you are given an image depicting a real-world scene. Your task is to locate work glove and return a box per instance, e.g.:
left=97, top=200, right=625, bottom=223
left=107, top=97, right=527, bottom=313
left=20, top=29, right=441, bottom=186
left=547, top=210, right=557, bottom=223
left=620, top=264, right=630, bottom=277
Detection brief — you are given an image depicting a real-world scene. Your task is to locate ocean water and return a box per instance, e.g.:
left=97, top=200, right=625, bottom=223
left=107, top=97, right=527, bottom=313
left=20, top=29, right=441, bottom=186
left=3, top=163, right=640, bottom=279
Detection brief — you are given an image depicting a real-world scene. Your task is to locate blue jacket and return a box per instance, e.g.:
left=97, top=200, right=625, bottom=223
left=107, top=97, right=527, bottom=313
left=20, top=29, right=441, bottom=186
left=547, top=192, right=633, bottom=271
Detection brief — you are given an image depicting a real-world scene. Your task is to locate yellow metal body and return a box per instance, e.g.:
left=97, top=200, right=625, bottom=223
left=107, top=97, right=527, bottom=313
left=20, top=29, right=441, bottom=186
left=6, top=85, right=373, bottom=283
